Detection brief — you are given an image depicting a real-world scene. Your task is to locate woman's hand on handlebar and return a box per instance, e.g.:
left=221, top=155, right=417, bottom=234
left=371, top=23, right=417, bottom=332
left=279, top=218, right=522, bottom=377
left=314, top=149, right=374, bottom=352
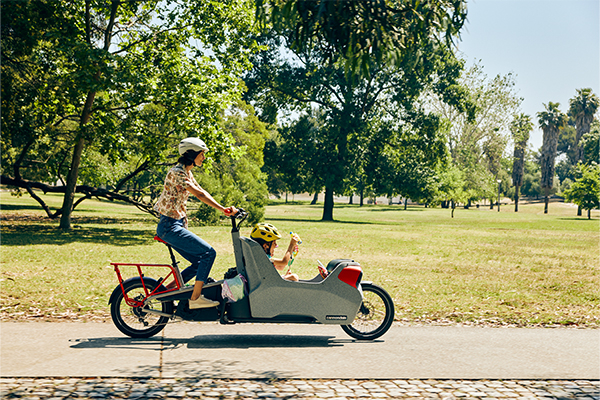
left=223, top=206, right=238, bottom=216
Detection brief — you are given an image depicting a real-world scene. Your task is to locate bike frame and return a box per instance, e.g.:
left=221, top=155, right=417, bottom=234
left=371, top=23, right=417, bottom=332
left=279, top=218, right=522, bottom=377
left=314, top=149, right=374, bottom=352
left=111, top=236, right=185, bottom=308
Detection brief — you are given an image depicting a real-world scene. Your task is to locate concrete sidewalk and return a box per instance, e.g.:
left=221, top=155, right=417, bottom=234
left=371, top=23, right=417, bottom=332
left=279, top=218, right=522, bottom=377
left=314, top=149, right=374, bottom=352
left=1, top=322, right=598, bottom=379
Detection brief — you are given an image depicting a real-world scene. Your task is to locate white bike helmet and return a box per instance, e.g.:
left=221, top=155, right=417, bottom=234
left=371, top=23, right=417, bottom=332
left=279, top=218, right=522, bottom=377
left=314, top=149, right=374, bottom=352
left=178, top=137, right=208, bottom=155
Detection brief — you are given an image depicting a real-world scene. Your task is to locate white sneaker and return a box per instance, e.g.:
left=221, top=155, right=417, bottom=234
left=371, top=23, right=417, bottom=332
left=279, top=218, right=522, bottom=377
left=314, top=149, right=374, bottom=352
left=189, top=295, right=219, bottom=309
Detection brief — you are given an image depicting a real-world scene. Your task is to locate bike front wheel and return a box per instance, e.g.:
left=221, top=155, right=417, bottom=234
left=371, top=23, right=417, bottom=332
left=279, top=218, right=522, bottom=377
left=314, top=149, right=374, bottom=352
left=341, top=282, right=395, bottom=340
left=110, top=278, right=173, bottom=338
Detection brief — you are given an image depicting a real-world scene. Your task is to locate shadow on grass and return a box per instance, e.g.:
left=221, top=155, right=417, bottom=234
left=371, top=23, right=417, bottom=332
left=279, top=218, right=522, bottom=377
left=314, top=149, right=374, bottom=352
left=267, top=216, right=371, bottom=225
left=335, top=205, right=426, bottom=212
left=266, top=200, right=311, bottom=206
left=0, top=204, right=48, bottom=211
left=557, top=217, right=598, bottom=221
left=269, top=202, right=425, bottom=212
left=1, top=223, right=154, bottom=246
left=266, top=216, right=408, bottom=226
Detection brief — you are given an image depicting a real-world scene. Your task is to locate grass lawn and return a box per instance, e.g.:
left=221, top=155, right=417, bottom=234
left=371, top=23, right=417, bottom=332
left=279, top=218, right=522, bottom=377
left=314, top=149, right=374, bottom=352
left=1, top=191, right=598, bottom=327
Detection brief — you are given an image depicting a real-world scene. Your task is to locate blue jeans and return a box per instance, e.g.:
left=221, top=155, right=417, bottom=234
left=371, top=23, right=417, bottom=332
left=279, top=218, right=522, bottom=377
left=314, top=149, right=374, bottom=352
left=156, top=215, right=216, bottom=283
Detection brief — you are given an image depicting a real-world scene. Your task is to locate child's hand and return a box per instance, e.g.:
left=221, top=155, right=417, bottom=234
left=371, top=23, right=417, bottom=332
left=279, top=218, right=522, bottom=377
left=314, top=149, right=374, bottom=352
left=290, top=232, right=302, bottom=245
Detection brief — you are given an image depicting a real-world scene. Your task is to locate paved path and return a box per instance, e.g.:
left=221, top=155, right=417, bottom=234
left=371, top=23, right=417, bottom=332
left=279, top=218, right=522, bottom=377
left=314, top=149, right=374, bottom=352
left=1, top=322, right=598, bottom=379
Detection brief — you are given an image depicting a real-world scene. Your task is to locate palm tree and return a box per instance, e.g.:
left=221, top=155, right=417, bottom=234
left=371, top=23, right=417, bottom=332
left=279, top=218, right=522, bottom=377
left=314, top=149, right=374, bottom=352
left=569, top=88, right=600, bottom=163
left=568, top=89, right=599, bottom=216
left=510, top=114, right=533, bottom=212
left=538, top=102, right=567, bottom=214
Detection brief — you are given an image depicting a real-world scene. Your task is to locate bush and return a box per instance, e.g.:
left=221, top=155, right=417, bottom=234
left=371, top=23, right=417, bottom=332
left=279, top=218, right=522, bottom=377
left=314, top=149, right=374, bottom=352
left=563, top=163, right=600, bottom=218
left=189, top=101, right=271, bottom=227
left=190, top=159, right=268, bottom=227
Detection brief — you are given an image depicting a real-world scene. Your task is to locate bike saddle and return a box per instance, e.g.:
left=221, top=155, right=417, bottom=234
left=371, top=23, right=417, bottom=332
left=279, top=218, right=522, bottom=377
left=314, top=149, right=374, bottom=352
left=154, top=236, right=168, bottom=245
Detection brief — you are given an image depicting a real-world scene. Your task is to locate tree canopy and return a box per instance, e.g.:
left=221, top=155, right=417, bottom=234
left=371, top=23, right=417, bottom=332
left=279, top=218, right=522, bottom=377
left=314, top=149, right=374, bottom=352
left=255, top=0, right=467, bottom=80
left=246, top=0, right=470, bottom=220
left=568, top=88, right=599, bottom=163
left=1, top=0, right=258, bottom=228
left=425, top=61, right=522, bottom=208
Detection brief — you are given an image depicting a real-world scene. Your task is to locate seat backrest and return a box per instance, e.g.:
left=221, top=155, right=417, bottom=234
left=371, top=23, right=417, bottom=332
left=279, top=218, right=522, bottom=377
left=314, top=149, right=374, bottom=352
left=326, top=259, right=354, bottom=272
left=239, top=237, right=283, bottom=293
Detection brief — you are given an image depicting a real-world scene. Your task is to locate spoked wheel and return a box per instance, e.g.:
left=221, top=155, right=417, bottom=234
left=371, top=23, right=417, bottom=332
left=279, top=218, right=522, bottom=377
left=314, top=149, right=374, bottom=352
left=341, top=282, right=395, bottom=340
left=110, top=278, right=173, bottom=338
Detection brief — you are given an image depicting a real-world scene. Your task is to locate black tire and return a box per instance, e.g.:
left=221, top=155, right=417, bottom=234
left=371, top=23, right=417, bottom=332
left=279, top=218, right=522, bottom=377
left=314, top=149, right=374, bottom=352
left=110, top=278, right=173, bottom=338
left=341, top=282, right=395, bottom=340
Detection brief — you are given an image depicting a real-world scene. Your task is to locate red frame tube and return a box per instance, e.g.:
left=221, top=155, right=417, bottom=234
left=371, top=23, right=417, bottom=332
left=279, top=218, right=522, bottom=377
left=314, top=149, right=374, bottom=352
left=112, top=262, right=182, bottom=306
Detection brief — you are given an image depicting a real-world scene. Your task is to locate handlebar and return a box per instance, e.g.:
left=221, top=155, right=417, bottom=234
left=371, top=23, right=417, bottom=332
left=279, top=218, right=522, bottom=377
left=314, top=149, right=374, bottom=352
left=230, top=208, right=248, bottom=232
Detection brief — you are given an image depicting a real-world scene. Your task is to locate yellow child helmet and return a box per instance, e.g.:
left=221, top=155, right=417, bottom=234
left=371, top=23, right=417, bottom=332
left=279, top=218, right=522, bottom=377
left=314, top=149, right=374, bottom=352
left=251, top=223, right=281, bottom=242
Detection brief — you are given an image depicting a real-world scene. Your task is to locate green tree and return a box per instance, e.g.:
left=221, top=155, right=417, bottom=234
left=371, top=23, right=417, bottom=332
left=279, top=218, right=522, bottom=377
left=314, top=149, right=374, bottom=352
left=569, top=88, right=600, bottom=163
left=563, top=163, right=600, bottom=219
left=426, top=61, right=522, bottom=206
left=434, top=163, right=468, bottom=217
left=553, top=118, right=579, bottom=193
left=582, top=120, right=600, bottom=165
left=538, top=102, right=568, bottom=214
left=520, top=156, right=542, bottom=199
left=262, top=112, right=326, bottom=202
left=1, top=0, right=257, bottom=229
left=247, top=0, right=469, bottom=220
left=510, top=114, right=533, bottom=212
left=246, top=29, right=470, bottom=220
left=556, top=120, right=578, bottom=166
left=171, top=102, right=273, bottom=226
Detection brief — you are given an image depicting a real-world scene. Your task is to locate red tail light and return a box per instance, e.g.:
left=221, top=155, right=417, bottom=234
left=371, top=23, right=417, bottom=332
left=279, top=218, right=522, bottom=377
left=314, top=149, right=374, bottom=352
left=338, top=266, right=362, bottom=288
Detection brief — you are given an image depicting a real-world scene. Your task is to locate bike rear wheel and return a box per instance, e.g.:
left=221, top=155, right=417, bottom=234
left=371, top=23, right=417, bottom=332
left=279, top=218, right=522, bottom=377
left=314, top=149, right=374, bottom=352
left=341, top=282, right=394, bottom=340
left=110, top=278, right=173, bottom=338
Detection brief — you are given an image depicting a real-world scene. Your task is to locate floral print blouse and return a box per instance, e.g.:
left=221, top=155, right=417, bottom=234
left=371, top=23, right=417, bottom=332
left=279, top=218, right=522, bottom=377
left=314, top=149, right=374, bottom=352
left=154, top=164, right=199, bottom=228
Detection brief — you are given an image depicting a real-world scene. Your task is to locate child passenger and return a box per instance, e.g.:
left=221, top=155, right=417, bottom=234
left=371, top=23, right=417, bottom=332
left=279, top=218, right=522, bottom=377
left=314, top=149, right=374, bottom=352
left=250, top=223, right=300, bottom=281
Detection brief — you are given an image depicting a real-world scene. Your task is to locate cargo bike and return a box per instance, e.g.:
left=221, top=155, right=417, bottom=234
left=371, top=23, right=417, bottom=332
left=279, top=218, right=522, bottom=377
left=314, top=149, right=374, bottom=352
left=109, top=210, right=395, bottom=340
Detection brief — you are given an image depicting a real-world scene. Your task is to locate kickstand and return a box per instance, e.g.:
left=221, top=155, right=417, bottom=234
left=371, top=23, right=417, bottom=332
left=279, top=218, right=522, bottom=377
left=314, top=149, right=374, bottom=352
left=219, top=302, right=235, bottom=325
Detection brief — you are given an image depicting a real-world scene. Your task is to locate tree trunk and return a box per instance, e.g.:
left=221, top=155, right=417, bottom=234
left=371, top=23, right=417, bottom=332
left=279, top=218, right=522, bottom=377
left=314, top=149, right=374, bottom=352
left=588, top=209, right=591, bottom=219
left=544, top=187, right=550, bottom=214
left=311, top=192, right=318, bottom=205
left=451, top=200, right=455, bottom=218
left=514, top=185, right=520, bottom=212
left=322, top=187, right=334, bottom=221
left=359, top=188, right=364, bottom=207
left=59, top=1, right=119, bottom=229
left=59, top=137, right=86, bottom=230
left=349, top=194, right=353, bottom=204
left=59, top=89, right=97, bottom=230
left=489, top=199, right=494, bottom=210
left=577, top=206, right=582, bottom=216
left=404, top=198, right=407, bottom=210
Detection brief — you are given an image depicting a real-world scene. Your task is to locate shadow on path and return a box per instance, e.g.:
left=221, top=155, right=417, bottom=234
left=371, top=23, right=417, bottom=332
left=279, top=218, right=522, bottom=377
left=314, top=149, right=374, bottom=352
left=69, top=333, right=372, bottom=351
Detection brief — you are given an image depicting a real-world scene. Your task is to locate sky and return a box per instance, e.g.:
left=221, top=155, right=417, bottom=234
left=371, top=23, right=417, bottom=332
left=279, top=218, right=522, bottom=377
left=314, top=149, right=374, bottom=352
left=457, top=0, right=600, bottom=150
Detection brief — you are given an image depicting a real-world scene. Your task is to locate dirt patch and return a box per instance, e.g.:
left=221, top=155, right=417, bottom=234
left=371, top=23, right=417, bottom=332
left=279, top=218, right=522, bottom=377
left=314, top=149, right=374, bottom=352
left=0, top=310, right=111, bottom=323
